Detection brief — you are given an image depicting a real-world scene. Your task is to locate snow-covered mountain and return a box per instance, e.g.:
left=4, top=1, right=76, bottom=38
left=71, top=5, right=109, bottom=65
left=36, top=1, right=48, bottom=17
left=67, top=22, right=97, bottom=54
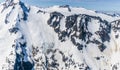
left=0, top=0, right=120, bottom=70
left=95, top=11, right=120, bottom=17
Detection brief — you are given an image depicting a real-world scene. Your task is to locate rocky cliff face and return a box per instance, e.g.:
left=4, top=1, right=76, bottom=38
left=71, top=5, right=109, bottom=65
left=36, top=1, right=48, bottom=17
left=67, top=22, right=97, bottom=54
left=0, top=0, right=120, bottom=70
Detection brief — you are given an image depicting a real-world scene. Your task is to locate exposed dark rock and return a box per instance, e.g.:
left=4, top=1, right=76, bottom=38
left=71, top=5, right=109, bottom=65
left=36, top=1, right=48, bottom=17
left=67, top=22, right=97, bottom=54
left=9, top=27, right=19, bottom=34
left=37, top=10, right=45, bottom=14
left=98, top=44, right=106, bottom=52
left=54, top=27, right=60, bottom=33
left=51, top=54, right=57, bottom=62
left=19, top=1, right=30, bottom=21
left=92, top=39, right=101, bottom=44
left=50, top=62, right=59, bottom=68
left=115, top=35, right=119, bottom=38
left=112, top=64, right=118, bottom=70
left=63, top=56, right=68, bottom=62
left=111, top=20, right=120, bottom=32
left=5, top=14, right=10, bottom=24
left=95, top=30, right=110, bottom=42
left=59, top=5, right=71, bottom=12
left=65, top=14, right=78, bottom=29
left=48, top=11, right=64, bottom=27
left=77, top=44, right=83, bottom=50
left=22, top=61, right=34, bottom=70
left=47, top=13, right=110, bottom=53
left=85, top=66, right=90, bottom=70
left=71, top=36, right=76, bottom=45
left=95, top=57, right=100, bottom=60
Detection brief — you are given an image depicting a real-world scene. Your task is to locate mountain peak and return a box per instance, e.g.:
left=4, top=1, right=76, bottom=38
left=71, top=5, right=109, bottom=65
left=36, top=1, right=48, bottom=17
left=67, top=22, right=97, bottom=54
left=5, top=0, right=20, bottom=4
left=3, top=0, right=20, bottom=7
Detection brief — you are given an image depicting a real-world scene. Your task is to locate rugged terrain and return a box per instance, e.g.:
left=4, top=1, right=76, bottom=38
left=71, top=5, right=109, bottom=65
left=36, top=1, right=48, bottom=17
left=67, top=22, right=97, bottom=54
left=0, top=0, right=120, bottom=70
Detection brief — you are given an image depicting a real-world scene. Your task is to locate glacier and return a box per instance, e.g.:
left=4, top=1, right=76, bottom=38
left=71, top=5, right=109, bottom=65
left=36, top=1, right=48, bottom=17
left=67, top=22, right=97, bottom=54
left=0, top=0, right=120, bottom=70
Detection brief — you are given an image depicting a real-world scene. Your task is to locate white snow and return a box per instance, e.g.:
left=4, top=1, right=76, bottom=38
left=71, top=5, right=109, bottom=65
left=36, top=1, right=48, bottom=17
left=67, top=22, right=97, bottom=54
left=0, top=1, right=120, bottom=70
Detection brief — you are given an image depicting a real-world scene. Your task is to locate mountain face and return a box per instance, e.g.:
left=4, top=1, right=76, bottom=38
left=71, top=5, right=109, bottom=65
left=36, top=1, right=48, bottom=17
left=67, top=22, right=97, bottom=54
left=0, top=0, right=120, bottom=70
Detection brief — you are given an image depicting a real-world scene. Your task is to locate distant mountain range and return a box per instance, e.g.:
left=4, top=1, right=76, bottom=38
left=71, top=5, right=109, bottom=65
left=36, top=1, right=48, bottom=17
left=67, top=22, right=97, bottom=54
left=96, top=11, right=120, bottom=17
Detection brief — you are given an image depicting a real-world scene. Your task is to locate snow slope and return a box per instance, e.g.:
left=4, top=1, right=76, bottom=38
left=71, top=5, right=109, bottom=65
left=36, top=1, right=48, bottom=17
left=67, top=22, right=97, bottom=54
left=0, top=0, right=120, bottom=70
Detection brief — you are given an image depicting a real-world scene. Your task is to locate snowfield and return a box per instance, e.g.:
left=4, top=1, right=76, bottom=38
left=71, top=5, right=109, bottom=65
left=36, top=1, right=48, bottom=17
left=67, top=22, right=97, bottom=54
left=0, top=0, right=120, bottom=70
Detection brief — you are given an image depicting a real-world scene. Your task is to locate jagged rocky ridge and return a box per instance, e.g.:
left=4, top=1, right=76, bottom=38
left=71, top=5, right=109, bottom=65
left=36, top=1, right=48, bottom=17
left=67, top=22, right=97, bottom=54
left=0, top=0, right=120, bottom=70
